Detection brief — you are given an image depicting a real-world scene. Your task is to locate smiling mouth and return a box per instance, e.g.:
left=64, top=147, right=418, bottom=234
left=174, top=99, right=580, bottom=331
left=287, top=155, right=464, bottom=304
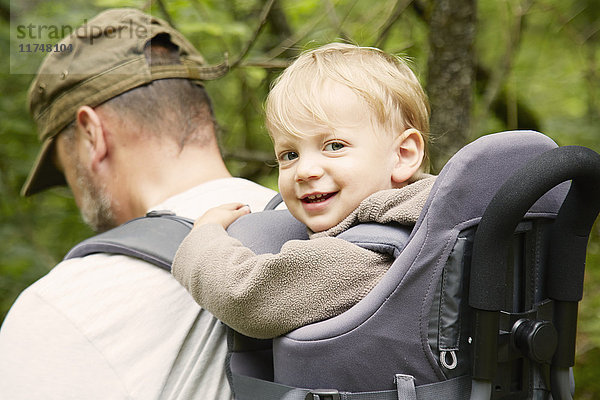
left=301, top=192, right=337, bottom=203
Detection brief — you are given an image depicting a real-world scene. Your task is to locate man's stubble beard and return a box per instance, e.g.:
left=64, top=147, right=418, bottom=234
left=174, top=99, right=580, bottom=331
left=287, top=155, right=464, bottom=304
left=75, top=162, right=118, bottom=233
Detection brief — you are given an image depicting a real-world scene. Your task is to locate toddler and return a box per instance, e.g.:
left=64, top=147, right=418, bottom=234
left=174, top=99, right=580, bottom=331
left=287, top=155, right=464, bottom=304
left=172, top=43, right=435, bottom=339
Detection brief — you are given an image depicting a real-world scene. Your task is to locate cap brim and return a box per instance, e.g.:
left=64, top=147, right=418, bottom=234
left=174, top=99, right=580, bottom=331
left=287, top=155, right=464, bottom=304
left=21, top=136, right=66, bottom=197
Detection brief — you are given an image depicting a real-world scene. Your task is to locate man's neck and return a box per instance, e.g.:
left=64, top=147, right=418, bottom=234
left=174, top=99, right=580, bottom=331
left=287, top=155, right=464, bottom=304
left=110, top=144, right=232, bottom=224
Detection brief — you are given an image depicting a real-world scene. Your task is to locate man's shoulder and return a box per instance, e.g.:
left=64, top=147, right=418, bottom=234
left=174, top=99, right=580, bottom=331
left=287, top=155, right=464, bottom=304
left=10, top=253, right=195, bottom=323
left=0, top=253, right=221, bottom=399
left=226, top=177, right=278, bottom=209
left=202, top=177, right=276, bottom=199
left=156, top=177, right=278, bottom=218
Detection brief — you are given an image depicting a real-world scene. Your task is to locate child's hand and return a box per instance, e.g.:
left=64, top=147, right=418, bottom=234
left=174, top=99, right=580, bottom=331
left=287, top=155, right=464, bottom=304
left=194, top=203, right=251, bottom=230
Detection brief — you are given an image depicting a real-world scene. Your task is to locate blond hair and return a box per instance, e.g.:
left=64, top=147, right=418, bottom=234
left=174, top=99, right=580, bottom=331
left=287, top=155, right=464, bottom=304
left=265, top=43, right=430, bottom=156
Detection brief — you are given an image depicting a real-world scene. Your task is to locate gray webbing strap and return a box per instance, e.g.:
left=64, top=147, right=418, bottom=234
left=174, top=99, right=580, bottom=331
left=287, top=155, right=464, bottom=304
left=232, top=373, right=471, bottom=400
left=395, top=374, right=416, bottom=400
left=64, top=211, right=193, bottom=271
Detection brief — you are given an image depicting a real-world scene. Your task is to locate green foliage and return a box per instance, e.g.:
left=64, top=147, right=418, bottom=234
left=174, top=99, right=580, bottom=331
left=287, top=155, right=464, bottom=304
left=574, top=221, right=600, bottom=398
left=1, top=0, right=599, bottom=395
left=0, top=2, right=95, bottom=320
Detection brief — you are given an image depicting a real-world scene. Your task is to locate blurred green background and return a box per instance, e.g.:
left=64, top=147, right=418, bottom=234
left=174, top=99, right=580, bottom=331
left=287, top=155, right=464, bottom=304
left=1, top=0, right=598, bottom=397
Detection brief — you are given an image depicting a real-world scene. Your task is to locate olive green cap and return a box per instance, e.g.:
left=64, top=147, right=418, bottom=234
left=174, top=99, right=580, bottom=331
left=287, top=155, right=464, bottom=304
left=22, top=8, right=228, bottom=196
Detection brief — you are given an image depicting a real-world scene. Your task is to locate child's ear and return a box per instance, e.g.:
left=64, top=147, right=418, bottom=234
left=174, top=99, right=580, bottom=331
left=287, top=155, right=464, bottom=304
left=391, top=128, right=425, bottom=185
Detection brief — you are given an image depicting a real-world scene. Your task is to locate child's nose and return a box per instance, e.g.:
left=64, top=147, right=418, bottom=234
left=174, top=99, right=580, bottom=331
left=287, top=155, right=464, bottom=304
left=295, top=158, right=324, bottom=182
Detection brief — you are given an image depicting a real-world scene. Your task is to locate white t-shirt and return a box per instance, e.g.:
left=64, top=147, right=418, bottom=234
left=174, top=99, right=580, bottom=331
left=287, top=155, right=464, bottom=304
left=0, top=178, right=277, bottom=400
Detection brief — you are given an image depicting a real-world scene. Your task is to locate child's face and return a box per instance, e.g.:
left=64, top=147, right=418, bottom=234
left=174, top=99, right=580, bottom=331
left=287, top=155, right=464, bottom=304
left=273, top=84, right=401, bottom=232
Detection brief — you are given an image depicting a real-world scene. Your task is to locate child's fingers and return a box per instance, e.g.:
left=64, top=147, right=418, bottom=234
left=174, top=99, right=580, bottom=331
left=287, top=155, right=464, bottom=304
left=217, top=202, right=248, bottom=211
left=234, top=204, right=251, bottom=217
left=215, top=205, right=250, bottom=229
left=194, top=203, right=251, bottom=229
left=216, top=203, right=251, bottom=216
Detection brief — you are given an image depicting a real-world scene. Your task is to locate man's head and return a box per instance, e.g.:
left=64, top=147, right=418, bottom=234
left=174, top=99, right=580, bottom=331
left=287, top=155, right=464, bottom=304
left=23, top=8, right=230, bottom=231
left=264, top=43, right=429, bottom=232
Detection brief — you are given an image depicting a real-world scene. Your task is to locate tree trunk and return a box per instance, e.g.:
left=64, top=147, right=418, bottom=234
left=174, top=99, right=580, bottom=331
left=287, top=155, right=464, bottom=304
left=426, top=0, right=477, bottom=172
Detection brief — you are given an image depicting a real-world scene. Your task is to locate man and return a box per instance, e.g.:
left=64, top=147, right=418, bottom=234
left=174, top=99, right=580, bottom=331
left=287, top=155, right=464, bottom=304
left=0, top=8, right=276, bottom=399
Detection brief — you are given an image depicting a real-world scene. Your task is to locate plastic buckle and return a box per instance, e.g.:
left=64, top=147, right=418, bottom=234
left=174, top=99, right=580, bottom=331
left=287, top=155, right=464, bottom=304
left=146, top=210, right=175, bottom=217
left=305, top=389, right=341, bottom=400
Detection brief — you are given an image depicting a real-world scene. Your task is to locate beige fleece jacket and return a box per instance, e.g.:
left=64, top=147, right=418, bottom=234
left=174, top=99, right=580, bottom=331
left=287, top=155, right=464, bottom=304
left=172, top=175, right=435, bottom=339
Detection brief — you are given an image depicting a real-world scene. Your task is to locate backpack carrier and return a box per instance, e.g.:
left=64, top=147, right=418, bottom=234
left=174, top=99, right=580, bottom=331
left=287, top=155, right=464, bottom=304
left=66, top=131, right=600, bottom=400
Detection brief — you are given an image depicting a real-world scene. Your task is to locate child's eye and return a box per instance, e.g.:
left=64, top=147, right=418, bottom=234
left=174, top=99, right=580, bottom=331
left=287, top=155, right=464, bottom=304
left=280, top=151, right=299, bottom=162
left=324, top=142, right=345, bottom=151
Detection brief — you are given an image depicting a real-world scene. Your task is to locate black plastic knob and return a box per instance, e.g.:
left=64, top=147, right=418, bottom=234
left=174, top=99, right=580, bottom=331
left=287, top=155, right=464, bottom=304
left=512, top=319, right=558, bottom=364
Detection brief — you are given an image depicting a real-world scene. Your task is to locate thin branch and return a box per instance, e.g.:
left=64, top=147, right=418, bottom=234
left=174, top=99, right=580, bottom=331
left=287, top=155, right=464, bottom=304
left=374, top=0, right=412, bottom=48
left=141, top=0, right=152, bottom=12
left=0, top=3, right=10, bottom=22
left=230, top=0, right=277, bottom=69
left=263, top=2, right=332, bottom=60
left=155, top=0, right=176, bottom=29
left=411, top=0, right=427, bottom=21
left=556, top=2, right=587, bottom=38
left=477, top=0, right=532, bottom=126
left=554, top=2, right=599, bottom=45
left=188, top=0, right=230, bottom=54
left=323, top=0, right=352, bottom=42
left=267, top=0, right=293, bottom=39
left=583, top=25, right=600, bottom=43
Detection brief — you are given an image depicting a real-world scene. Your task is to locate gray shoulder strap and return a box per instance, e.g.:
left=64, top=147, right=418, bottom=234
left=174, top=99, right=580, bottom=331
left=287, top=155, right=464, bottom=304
left=338, top=222, right=412, bottom=258
left=64, top=211, right=193, bottom=271
left=260, top=194, right=413, bottom=256
left=63, top=209, right=412, bottom=272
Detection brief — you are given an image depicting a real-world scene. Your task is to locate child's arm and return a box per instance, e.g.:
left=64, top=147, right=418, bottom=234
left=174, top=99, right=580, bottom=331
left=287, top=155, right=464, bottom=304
left=172, top=221, right=391, bottom=339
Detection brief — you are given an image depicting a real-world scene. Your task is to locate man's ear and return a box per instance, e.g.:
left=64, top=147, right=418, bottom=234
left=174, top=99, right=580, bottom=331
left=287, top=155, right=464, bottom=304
left=76, top=106, right=108, bottom=172
left=391, top=128, right=425, bottom=185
